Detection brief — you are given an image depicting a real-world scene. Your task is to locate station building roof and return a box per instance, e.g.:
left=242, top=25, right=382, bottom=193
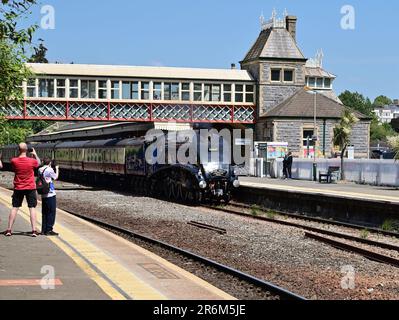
left=243, top=27, right=306, bottom=62
left=27, top=63, right=254, bottom=82
left=261, top=89, right=371, bottom=120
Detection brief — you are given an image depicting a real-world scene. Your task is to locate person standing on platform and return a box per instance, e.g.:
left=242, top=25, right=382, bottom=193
left=282, top=154, right=288, bottom=179
left=38, top=157, right=60, bottom=236
left=286, top=152, right=293, bottom=179
left=5, top=143, right=41, bottom=237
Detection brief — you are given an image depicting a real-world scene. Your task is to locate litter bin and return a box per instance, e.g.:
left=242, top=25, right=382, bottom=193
left=313, top=163, right=317, bottom=182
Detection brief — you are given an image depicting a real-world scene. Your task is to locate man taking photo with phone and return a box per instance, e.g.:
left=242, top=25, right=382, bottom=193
left=5, top=143, right=41, bottom=237
left=38, top=157, right=60, bottom=236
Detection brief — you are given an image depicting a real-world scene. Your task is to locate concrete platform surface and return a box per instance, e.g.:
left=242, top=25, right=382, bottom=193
left=0, top=187, right=234, bottom=301
left=240, top=177, right=399, bottom=204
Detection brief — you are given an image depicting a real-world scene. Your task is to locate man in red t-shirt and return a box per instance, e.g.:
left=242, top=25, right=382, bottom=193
left=5, top=143, right=41, bottom=237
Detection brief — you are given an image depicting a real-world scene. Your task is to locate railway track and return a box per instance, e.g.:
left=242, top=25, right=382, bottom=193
left=203, top=203, right=399, bottom=268
left=223, top=202, right=399, bottom=238
left=60, top=207, right=306, bottom=301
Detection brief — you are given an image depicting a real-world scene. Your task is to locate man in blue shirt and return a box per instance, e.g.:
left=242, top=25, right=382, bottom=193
left=38, top=157, right=60, bottom=236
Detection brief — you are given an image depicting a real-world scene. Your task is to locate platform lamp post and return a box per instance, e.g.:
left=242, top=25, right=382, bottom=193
left=305, top=87, right=318, bottom=181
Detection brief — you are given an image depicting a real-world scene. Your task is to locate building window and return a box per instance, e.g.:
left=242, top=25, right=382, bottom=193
left=98, top=80, right=108, bottom=99
left=69, top=79, right=79, bottom=98
left=26, top=79, right=37, bottom=97
left=212, top=84, right=221, bottom=102
left=141, top=82, right=150, bottom=100
left=111, top=81, right=120, bottom=99
left=194, top=83, right=202, bottom=101
left=121, top=81, right=139, bottom=100
left=153, top=82, right=162, bottom=100
left=303, top=129, right=315, bottom=147
left=284, top=70, right=294, bottom=82
left=308, top=77, right=316, bottom=87
left=56, top=79, right=66, bottom=98
left=164, top=82, right=179, bottom=101
left=204, top=84, right=211, bottom=101
left=181, top=83, right=190, bottom=101
left=223, top=84, right=232, bottom=102
left=245, top=84, right=254, bottom=103
left=271, top=69, right=281, bottom=82
left=235, top=84, right=244, bottom=102
left=81, top=80, right=96, bottom=99
left=38, top=79, right=54, bottom=98
left=324, top=78, right=331, bottom=88
left=316, top=78, right=323, bottom=88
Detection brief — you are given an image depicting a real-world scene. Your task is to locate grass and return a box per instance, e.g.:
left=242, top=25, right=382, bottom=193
left=250, top=205, right=260, bottom=216
left=359, top=229, right=370, bottom=239
left=266, top=210, right=278, bottom=220
left=381, top=219, right=398, bottom=232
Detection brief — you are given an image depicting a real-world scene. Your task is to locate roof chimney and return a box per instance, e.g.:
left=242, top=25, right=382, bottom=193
left=231, top=63, right=236, bottom=70
left=286, top=15, right=297, bottom=41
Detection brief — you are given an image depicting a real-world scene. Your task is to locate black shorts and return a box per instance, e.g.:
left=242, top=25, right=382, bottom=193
left=12, top=190, right=37, bottom=208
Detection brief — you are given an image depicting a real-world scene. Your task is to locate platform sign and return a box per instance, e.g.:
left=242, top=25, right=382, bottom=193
left=235, top=138, right=252, bottom=146
left=347, top=146, right=355, bottom=160
left=265, top=142, right=288, bottom=160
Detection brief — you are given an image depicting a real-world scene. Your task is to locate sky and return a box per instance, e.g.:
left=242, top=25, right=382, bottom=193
left=24, top=0, right=399, bottom=101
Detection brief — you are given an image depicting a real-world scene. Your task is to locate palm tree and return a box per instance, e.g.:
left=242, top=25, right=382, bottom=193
left=388, top=136, right=399, bottom=160
left=333, top=110, right=359, bottom=180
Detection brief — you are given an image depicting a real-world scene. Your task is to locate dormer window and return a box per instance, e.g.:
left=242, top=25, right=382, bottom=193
left=271, top=69, right=281, bottom=82
left=284, top=70, right=294, bottom=82
left=271, top=68, right=294, bottom=83
left=324, top=78, right=331, bottom=89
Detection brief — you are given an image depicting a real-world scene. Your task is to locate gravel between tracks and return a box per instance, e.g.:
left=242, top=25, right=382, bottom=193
left=1, top=171, right=399, bottom=300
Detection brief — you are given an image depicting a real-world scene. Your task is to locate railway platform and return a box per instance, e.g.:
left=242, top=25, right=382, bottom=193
left=239, top=177, right=399, bottom=204
left=0, top=187, right=234, bottom=300
left=237, top=177, right=399, bottom=227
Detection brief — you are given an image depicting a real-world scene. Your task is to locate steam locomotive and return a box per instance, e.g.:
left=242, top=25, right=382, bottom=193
left=0, top=132, right=240, bottom=204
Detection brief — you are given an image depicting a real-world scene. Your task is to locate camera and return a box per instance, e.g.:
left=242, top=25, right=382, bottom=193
left=28, top=147, right=34, bottom=153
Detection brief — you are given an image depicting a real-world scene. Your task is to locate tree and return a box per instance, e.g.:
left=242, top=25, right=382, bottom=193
left=28, top=41, right=48, bottom=63
left=373, top=95, right=393, bottom=108
left=0, top=0, right=38, bottom=47
left=0, top=0, right=43, bottom=145
left=0, top=39, right=32, bottom=107
left=370, top=122, right=396, bottom=142
left=339, top=91, right=373, bottom=117
left=387, top=136, right=399, bottom=160
left=333, top=110, right=359, bottom=180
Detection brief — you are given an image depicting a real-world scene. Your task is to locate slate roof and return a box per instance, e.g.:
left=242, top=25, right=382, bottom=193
left=305, top=67, right=336, bottom=79
left=261, top=89, right=371, bottom=120
left=243, top=27, right=306, bottom=61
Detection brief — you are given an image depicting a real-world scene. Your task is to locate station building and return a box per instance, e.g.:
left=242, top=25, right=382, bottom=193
left=2, top=11, right=371, bottom=158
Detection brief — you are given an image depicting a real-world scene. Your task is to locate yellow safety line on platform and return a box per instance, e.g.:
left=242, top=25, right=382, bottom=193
left=62, top=210, right=236, bottom=300
left=0, top=192, right=165, bottom=300
left=0, top=195, right=124, bottom=300
left=241, top=182, right=399, bottom=204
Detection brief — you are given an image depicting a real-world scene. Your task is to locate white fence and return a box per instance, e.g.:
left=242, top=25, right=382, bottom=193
left=267, top=158, right=399, bottom=187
